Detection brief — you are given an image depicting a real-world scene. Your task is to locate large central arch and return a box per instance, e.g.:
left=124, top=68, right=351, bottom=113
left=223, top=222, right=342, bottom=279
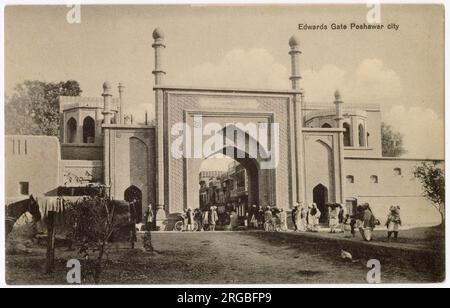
left=186, top=123, right=270, bottom=212
left=199, top=146, right=260, bottom=209
left=156, top=87, right=302, bottom=215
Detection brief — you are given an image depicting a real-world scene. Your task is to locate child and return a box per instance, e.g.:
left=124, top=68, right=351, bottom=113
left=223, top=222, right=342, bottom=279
left=343, top=214, right=353, bottom=238
left=328, top=204, right=339, bottom=233
left=386, top=206, right=401, bottom=241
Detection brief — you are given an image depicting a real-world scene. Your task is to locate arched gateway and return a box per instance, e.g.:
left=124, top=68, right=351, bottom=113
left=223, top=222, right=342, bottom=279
left=148, top=28, right=346, bottom=225
left=101, top=28, right=347, bottom=228
left=150, top=28, right=310, bottom=217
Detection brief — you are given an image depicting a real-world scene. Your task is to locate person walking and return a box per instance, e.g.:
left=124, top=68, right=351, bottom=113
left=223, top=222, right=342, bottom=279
left=338, top=204, right=346, bottom=233
left=342, top=214, right=353, bottom=238
left=386, top=206, right=402, bottom=241
left=194, top=208, right=203, bottom=232
left=328, top=204, right=339, bottom=233
left=308, top=203, right=321, bottom=232
left=279, top=208, right=287, bottom=231
left=249, top=204, right=258, bottom=229
left=264, top=207, right=273, bottom=231
left=361, top=203, right=377, bottom=241
left=291, top=204, right=299, bottom=231
left=355, top=205, right=365, bottom=238
left=257, top=205, right=265, bottom=230
left=209, top=206, right=219, bottom=231
left=186, top=208, right=195, bottom=231
left=202, top=208, right=210, bottom=231
left=299, top=203, right=308, bottom=232
left=145, top=204, right=154, bottom=231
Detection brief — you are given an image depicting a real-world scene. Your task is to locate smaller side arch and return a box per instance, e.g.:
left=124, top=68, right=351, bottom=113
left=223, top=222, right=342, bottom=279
left=358, top=124, right=366, bottom=147
left=66, top=117, right=77, bottom=143
left=343, top=122, right=351, bottom=147
left=83, top=116, right=96, bottom=143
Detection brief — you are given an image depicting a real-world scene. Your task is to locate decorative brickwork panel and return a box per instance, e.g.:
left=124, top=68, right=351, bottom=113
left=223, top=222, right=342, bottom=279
left=165, top=92, right=293, bottom=212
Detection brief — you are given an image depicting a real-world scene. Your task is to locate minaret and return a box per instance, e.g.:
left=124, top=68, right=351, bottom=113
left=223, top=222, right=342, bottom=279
left=334, top=90, right=346, bottom=204
left=102, top=81, right=113, bottom=195
left=102, top=81, right=113, bottom=125
left=118, top=83, right=125, bottom=124
left=289, top=35, right=302, bottom=90
left=334, top=90, right=344, bottom=128
left=152, top=27, right=167, bottom=224
left=152, top=27, right=166, bottom=85
left=289, top=35, right=306, bottom=205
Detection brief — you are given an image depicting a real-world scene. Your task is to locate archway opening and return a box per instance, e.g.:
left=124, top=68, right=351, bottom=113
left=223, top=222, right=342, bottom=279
left=83, top=116, right=95, bottom=143
left=358, top=124, right=366, bottom=147
left=66, top=118, right=77, bottom=143
left=198, top=151, right=259, bottom=228
left=124, top=185, right=142, bottom=223
left=343, top=123, right=351, bottom=147
left=313, top=184, right=329, bottom=224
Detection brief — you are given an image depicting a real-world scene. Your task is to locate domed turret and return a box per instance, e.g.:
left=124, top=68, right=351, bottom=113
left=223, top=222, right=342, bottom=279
left=152, top=28, right=164, bottom=40
left=103, top=81, right=112, bottom=92
left=334, top=90, right=342, bottom=101
left=289, top=35, right=300, bottom=48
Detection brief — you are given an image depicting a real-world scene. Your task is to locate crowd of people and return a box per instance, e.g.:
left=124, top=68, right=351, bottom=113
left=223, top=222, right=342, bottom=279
left=289, top=202, right=402, bottom=242
left=247, top=205, right=288, bottom=231
left=179, top=206, right=221, bottom=231
left=159, top=201, right=403, bottom=242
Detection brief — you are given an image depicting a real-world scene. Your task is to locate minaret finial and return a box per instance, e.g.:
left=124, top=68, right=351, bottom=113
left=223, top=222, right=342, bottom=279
left=102, top=81, right=113, bottom=125
left=334, top=90, right=341, bottom=101
left=288, top=35, right=302, bottom=90
left=152, top=27, right=166, bottom=86
left=333, top=89, right=344, bottom=128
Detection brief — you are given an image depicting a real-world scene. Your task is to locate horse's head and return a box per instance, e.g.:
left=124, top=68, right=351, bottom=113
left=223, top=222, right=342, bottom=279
left=29, top=195, right=42, bottom=222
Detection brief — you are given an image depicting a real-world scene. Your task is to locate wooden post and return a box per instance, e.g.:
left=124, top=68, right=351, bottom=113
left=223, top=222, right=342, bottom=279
left=46, top=211, right=56, bottom=273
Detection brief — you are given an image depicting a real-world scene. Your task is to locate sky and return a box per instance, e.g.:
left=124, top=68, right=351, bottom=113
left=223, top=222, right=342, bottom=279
left=4, top=4, right=445, bottom=160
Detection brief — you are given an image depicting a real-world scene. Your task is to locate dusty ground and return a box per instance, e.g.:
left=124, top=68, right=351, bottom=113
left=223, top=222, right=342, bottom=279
left=5, top=229, right=445, bottom=285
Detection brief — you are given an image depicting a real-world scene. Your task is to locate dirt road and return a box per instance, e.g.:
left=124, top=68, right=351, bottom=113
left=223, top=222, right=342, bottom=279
left=6, top=231, right=443, bottom=285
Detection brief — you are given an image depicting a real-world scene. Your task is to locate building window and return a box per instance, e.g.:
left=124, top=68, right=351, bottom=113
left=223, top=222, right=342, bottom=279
left=83, top=116, right=95, bottom=143
left=358, top=124, right=366, bottom=147
left=19, top=182, right=29, bottom=195
left=346, top=175, right=355, bottom=183
left=370, top=175, right=379, bottom=184
left=67, top=118, right=77, bottom=143
left=394, top=168, right=402, bottom=176
left=343, top=123, right=351, bottom=147
left=322, top=123, right=332, bottom=128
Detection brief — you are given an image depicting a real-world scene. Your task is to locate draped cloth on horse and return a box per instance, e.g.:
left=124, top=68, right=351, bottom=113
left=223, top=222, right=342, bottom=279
left=32, top=196, right=83, bottom=235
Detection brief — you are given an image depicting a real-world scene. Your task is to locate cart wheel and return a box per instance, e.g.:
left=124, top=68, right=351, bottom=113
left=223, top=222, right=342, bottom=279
left=193, top=222, right=199, bottom=232
left=173, top=221, right=184, bottom=232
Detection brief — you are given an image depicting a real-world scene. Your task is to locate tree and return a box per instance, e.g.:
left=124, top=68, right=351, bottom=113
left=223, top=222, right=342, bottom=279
left=381, top=122, right=406, bottom=157
left=5, top=80, right=82, bottom=136
left=413, top=161, right=445, bottom=225
left=65, top=191, right=126, bottom=284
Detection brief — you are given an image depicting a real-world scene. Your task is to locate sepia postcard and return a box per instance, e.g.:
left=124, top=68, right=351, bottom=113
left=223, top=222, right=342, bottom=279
left=1, top=1, right=447, bottom=291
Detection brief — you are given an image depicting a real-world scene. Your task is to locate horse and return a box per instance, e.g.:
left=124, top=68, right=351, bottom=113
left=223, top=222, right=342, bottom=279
left=5, top=195, right=41, bottom=238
